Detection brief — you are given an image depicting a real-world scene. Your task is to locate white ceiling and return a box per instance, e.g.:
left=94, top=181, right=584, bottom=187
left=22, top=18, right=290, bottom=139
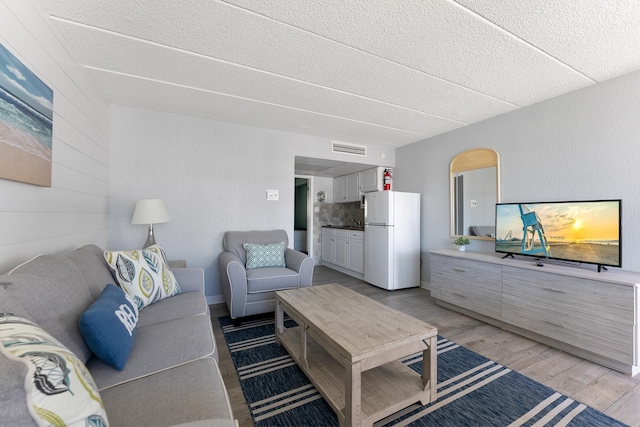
left=37, top=0, right=640, bottom=149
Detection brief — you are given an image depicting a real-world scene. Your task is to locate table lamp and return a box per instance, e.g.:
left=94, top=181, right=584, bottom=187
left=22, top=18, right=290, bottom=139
left=131, top=198, right=171, bottom=248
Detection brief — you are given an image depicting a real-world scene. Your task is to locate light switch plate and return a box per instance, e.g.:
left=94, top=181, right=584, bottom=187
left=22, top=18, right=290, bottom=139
left=266, top=189, right=279, bottom=201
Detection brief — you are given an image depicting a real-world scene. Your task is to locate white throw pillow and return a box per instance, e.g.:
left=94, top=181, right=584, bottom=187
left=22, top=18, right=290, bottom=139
left=0, top=312, right=109, bottom=426
left=104, top=244, right=181, bottom=310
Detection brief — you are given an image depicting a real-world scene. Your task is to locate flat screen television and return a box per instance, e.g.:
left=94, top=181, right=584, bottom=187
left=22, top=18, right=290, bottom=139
left=495, top=199, right=621, bottom=271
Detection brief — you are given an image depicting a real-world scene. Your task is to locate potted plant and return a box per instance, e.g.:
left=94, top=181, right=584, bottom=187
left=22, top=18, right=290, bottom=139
left=453, top=236, right=471, bottom=252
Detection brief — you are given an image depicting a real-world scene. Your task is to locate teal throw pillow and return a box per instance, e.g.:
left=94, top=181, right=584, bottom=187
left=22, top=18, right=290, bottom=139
left=79, top=284, right=139, bottom=370
left=243, top=242, right=286, bottom=269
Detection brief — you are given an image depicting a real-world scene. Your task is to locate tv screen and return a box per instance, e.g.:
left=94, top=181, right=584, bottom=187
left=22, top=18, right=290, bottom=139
left=495, top=199, right=621, bottom=270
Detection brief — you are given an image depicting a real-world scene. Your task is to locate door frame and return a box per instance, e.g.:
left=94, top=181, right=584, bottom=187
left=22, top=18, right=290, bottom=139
left=295, top=174, right=314, bottom=260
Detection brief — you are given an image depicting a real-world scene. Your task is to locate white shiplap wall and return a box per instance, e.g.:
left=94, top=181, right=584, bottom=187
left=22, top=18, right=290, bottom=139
left=0, top=1, right=110, bottom=273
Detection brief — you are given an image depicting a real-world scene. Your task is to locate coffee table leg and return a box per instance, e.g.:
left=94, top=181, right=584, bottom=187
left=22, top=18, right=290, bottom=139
left=422, top=336, right=437, bottom=404
left=275, top=300, right=284, bottom=343
left=345, top=361, right=362, bottom=427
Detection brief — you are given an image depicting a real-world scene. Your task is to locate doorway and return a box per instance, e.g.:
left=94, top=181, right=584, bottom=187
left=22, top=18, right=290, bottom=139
left=294, top=177, right=310, bottom=254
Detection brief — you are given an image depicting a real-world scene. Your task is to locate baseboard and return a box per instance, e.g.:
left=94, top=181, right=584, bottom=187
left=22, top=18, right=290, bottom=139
left=207, top=295, right=225, bottom=305
left=420, top=280, right=430, bottom=290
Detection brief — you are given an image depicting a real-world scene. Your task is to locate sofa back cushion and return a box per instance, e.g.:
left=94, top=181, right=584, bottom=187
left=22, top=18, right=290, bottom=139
left=5, top=255, right=94, bottom=363
left=66, top=244, right=119, bottom=300
left=223, top=230, right=289, bottom=265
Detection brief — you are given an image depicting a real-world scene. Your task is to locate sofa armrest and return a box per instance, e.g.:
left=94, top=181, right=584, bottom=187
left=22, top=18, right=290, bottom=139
left=219, top=252, right=248, bottom=319
left=285, top=249, right=314, bottom=287
left=172, top=268, right=205, bottom=294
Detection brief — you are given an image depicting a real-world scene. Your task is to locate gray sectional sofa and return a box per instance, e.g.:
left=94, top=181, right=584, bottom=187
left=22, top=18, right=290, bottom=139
left=0, top=244, right=236, bottom=426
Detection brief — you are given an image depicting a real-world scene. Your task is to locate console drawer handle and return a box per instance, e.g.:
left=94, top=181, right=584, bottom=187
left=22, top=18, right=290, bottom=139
left=544, top=320, right=565, bottom=328
left=543, top=287, right=565, bottom=293
left=453, top=293, right=466, bottom=298
left=452, top=268, right=466, bottom=273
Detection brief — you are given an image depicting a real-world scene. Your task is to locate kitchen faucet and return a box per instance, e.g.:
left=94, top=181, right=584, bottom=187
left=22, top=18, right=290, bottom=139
left=351, top=218, right=362, bottom=227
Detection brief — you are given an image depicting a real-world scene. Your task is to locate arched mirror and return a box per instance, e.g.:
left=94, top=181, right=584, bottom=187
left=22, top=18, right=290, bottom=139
left=450, top=148, right=500, bottom=240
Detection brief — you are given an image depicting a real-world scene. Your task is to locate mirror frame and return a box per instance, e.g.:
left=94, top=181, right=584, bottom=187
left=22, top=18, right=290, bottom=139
left=450, top=148, right=500, bottom=240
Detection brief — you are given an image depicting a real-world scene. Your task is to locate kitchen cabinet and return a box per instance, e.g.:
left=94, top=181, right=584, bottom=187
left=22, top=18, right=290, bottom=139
left=333, top=172, right=361, bottom=203
left=333, top=176, right=346, bottom=202
left=346, top=231, right=364, bottom=273
left=361, top=167, right=385, bottom=193
left=321, top=228, right=365, bottom=278
left=430, top=249, right=640, bottom=376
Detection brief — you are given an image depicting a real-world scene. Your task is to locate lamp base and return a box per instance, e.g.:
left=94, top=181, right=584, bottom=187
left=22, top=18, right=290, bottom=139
left=144, top=224, right=158, bottom=248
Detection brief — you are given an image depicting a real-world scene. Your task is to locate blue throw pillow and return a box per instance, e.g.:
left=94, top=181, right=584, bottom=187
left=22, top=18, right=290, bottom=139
left=79, top=284, right=139, bottom=370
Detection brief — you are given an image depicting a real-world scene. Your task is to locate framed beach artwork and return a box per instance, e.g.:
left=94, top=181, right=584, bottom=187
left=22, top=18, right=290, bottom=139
left=0, top=43, right=53, bottom=187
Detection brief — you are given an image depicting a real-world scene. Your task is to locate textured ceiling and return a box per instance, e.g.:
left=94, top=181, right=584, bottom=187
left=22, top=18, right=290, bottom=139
left=36, top=0, right=640, bottom=148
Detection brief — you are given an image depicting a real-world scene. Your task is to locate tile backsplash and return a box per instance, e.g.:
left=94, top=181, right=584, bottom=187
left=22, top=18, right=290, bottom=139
left=312, top=201, right=364, bottom=262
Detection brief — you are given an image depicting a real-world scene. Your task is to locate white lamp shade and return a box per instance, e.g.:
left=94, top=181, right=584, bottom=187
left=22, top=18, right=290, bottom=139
left=131, top=199, right=171, bottom=224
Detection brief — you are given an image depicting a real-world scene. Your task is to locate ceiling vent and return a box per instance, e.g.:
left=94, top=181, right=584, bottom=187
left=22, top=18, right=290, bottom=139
left=332, top=141, right=367, bottom=156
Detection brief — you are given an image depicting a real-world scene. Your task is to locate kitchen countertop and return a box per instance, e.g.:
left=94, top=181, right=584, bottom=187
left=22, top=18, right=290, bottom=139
left=322, top=225, right=365, bottom=231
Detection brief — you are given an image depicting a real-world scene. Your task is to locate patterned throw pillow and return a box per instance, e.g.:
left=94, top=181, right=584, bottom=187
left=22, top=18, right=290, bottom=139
left=79, top=284, right=139, bottom=370
left=104, top=244, right=181, bottom=310
left=243, top=242, right=286, bottom=269
left=0, top=313, right=109, bottom=426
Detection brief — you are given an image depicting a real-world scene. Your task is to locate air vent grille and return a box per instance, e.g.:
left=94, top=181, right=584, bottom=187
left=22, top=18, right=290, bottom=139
left=332, top=141, right=367, bottom=156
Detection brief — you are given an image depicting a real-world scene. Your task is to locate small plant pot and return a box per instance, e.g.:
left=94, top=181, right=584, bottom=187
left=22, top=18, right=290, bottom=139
left=458, top=245, right=466, bottom=252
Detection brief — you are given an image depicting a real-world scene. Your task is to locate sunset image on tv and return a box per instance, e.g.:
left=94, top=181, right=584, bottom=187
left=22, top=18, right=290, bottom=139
left=496, top=200, right=621, bottom=268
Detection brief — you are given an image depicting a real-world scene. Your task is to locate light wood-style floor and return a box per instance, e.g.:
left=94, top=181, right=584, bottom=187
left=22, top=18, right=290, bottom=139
left=210, top=266, right=640, bottom=427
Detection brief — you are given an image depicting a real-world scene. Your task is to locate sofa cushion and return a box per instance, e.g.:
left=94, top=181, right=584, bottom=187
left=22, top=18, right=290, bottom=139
left=67, top=244, right=121, bottom=300
left=135, top=291, right=209, bottom=328
left=87, top=313, right=216, bottom=389
left=5, top=255, right=95, bottom=363
left=79, top=284, right=139, bottom=370
left=104, top=244, right=181, bottom=310
left=243, top=242, right=286, bottom=269
left=223, top=230, right=290, bottom=265
left=0, top=313, right=108, bottom=426
left=100, top=357, right=233, bottom=426
left=246, top=267, right=300, bottom=293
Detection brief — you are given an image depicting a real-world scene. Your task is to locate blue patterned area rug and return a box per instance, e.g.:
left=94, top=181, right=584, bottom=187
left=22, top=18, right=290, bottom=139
left=219, top=315, right=627, bottom=427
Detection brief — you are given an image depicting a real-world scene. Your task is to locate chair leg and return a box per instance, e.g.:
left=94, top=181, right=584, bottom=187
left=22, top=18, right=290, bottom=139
left=232, top=318, right=242, bottom=327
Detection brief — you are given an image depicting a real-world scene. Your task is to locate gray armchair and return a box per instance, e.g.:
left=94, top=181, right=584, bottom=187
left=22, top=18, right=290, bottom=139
left=219, top=229, right=314, bottom=321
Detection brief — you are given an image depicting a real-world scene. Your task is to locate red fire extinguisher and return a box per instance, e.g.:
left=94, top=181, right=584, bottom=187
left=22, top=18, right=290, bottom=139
left=383, top=169, right=392, bottom=191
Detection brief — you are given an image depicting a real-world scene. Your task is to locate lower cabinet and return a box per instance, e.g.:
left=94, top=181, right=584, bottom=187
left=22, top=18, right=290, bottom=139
left=430, top=249, right=640, bottom=376
left=430, top=253, right=502, bottom=319
left=322, top=228, right=364, bottom=278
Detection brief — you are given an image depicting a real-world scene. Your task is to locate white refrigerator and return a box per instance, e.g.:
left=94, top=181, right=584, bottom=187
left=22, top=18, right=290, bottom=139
left=364, top=191, right=420, bottom=290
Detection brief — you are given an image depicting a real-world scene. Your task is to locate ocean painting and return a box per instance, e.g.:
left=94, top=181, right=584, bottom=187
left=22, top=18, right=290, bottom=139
left=0, top=43, right=53, bottom=187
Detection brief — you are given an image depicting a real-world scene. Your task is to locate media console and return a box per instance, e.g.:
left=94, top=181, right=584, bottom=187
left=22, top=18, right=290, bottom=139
left=430, top=249, right=640, bottom=376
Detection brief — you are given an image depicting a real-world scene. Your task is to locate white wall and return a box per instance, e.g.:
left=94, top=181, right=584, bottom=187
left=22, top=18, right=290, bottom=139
left=395, top=70, right=640, bottom=281
left=109, top=105, right=394, bottom=301
left=0, top=1, right=110, bottom=273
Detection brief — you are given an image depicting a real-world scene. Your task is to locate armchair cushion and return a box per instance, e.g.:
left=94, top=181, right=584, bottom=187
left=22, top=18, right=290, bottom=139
left=243, top=242, right=286, bottom=269
left=246, top=267, right=300, bottom=293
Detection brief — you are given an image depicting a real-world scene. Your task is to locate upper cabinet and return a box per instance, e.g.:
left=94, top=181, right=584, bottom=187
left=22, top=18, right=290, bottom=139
left=334, top=172, right=361, bottom=203
left=333, top=167, right=386, bottom=203
left=361, top=167, right=384, bottom=193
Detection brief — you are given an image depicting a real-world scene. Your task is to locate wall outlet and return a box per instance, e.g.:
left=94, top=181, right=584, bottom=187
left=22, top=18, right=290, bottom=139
left=266, top=189, right=279, bottom=201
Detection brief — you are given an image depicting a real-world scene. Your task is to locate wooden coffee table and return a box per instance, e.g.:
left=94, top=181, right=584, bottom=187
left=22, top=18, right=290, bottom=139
left=275, top=284, right=438, bottom=427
